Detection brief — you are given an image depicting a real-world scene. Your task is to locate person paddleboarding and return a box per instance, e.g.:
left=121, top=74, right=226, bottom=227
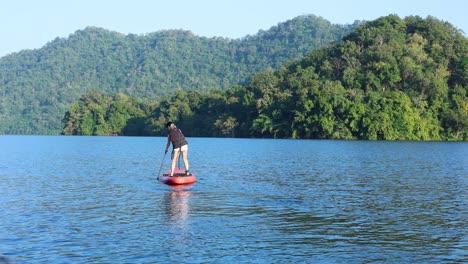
left=164, top=122, right=191, bottom=177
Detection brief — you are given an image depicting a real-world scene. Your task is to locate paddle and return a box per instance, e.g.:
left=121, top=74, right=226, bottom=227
left=156, top=151, right=168, bottom=180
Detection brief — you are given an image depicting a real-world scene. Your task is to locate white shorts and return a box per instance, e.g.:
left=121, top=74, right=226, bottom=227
left=175, top=144, right=188, bottom=151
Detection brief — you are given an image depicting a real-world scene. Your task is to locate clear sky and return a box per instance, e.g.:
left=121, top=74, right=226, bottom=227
left=0, top=0, right=466, bottom=57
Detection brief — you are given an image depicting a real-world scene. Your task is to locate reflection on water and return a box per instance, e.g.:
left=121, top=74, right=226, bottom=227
left=162, top=184, right=195, bottom=263
left=164, top=185, right=194, bottom=222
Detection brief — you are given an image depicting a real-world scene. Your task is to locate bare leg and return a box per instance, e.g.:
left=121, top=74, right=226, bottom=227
left=171, top=149, right=180, bottom=176
left=181, top=150, right=189, bottom=175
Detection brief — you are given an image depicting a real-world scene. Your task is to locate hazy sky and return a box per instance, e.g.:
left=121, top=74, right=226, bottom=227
left=0, top=0, right=466, bottom=57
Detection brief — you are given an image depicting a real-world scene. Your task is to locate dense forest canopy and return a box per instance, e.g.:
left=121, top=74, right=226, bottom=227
left=62, top=15, right=468, bottom=140
left=0, top=15, right=356, bottom=134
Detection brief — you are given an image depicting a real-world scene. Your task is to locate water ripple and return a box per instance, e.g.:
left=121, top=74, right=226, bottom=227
left=0, top=137, right=466, bottom=263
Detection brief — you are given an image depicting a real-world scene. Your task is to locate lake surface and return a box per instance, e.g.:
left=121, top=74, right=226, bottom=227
left=0, top=136, right=466, bottom=263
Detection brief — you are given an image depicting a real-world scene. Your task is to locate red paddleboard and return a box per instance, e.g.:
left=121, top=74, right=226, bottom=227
left=159, top=168, right=196, bottom=185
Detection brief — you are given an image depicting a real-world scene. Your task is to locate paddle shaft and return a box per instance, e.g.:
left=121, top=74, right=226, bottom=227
left=156, top=152, right=167, bottom=180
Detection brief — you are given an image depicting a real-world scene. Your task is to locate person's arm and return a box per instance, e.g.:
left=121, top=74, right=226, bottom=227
left=165, top=134, right=171, bottom=153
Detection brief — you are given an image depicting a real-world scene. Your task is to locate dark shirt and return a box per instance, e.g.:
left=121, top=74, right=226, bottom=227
left=168, top=128, right=188, bottom=149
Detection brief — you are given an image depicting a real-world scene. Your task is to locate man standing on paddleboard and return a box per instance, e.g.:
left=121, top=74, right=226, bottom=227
left=165, top=122, right=191, bottom=176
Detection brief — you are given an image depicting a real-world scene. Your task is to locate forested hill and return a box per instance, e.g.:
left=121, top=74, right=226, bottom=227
left=62, top=15, right=468, bottom=140
left=0, top=15, right=356, bottom=134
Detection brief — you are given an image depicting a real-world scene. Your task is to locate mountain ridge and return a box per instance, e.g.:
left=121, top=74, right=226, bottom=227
left=0, top=14, right=356, bottom=134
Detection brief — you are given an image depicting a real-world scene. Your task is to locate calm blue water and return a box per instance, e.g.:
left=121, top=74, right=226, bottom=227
left=0, top=136, right=467, bottom=263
